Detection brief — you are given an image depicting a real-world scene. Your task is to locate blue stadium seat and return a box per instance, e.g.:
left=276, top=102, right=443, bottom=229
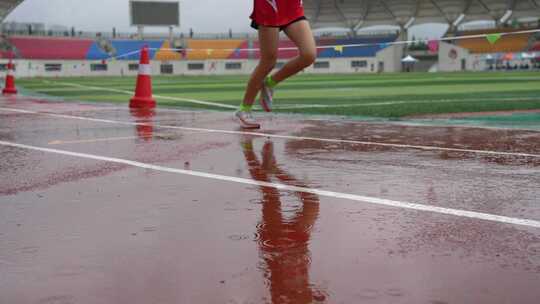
left=86, top=40, right=164, bottom=60
left=318, top=36, right=397, bottom=58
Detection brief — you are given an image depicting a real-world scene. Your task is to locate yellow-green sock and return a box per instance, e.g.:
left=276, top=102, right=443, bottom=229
left=265, top=76, right=278, bottom=88
left=239, top=103, right=253, bottom=112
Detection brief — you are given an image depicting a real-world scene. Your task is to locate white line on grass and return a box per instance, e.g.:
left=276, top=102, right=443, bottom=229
left=42, top=80, right=237, bottom=110
left=1, top=139, right=539, bottom=229
left=272, top=97, right=540, bottom=110
left=1, top=107, right=539, bottom=158
left=7, top=92, right=539, bottom=122
left=39, top=80, right=540, bottom=111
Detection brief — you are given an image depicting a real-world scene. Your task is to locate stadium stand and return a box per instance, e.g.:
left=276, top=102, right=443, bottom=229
left=86, top=40, right=163, bottom=60
left=0, top=34, right=398, bottom=61
left=0, top=0, right=23, bottom=22
left=317, top=35, right=397, bottom=58
left=155, top=40, right=183, bottom=61
left=185, top=39, right=244, bottom=60
left=456, top=28, right=533, bottom=53
left=5, top=36, right=93, bottom=59
left=303, top=0, right=540, bottom=31
left=229, top=35, right=398, bottom=60
left=232, top=39, right=301, bottom=60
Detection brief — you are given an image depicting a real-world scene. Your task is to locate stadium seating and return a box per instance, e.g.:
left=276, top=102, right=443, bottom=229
left=1, top=34, right=398, bottom=61
left=317, top=35, right=397, bottom=58
left=86, top=40, right=163, bottom=60
left=185, top=39, right=244, bottom=60
left=230, top=35, right=397, bottom=59
left=6, top=36, right=93, bottom=60
left=230, top=39, right=302, bottom=60
left=456, top=28, right=532, bottom=54
left=155, top=40, right=183, bottom=61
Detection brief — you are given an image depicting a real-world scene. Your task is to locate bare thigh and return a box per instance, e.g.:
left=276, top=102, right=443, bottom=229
left=283, top=20, right=316, bottom=59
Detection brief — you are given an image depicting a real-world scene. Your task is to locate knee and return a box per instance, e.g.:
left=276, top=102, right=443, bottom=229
left=300, top=50, right=316, bottom=67
left=260, top=52, right=278, bottom=67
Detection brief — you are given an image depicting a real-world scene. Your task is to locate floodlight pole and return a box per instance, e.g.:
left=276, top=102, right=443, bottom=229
left=169, top=26, right=174, bottom=42
left=138, top=25, right=144, bottom=40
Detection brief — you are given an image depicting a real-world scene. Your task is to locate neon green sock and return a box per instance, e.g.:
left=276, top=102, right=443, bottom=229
left=239, top=103, right=253, bottom=112
left=265, top=76, right=278, bottom=88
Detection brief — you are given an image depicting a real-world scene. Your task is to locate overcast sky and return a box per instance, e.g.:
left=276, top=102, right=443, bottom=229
left=5, top=0, right=447, bottom=38
left=6, top=0, right=253, bottom=33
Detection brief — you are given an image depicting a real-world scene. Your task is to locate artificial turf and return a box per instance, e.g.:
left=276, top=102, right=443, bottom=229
left=17, top=71, right=540, bottom=118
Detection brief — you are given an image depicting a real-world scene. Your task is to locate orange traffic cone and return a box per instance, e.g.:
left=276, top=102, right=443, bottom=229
left=3, top=59, right=17, bottom=95
left=129, top=46, right=155, bottom=108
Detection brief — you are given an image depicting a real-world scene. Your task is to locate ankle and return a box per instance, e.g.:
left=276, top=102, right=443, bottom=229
left=265, top=76, right=278, bottom=88
left=239, top=103, right=253, bottom=112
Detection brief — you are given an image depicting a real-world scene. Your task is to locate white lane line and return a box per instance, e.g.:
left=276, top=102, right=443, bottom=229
left=1, top=139, right=539, bottom=229
left=47, top=131, right=206, bottom=145
left=48, top=136, right=149, bottom=145
left=272, top=97, right=540, bottom=110
left=42, top=80, right=237, bottom=110
left=1, top=107, right=540, bottom=158
left=0, top=97, right=196, bottom=114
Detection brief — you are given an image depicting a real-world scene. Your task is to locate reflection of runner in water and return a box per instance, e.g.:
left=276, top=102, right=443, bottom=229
left=240, top=136, right=326, bottom=303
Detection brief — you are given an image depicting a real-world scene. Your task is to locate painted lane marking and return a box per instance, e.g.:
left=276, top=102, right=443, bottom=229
left=272, top=97, right=540, bottom=110
left=49, top=135, right=152, bottom=145
left=47, top=131, right=206, bottom=145
left=1, top=107, right=539, bottom=158
left=37, top=80, right=540, bottom=111
left=1, top=140, right=539, bottom=229
left=42, top=80, right=237, bottom=109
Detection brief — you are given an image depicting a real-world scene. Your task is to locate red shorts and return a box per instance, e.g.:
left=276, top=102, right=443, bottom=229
left=250, top=0, right=305, bottom=28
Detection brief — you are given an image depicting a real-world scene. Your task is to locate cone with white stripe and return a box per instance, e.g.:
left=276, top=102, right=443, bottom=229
left=129, top=46, right=155, bottom=108
left=2, top=59, right=17, bottom=95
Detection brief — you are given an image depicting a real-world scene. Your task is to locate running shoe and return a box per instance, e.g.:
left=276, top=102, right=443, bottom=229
left=234, top=111, right=261, bottom=129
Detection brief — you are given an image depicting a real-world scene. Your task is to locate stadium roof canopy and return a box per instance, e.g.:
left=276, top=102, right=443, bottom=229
left=0, top=0, right=24, bottom=22
left=304, top=0, right=540, bottom=30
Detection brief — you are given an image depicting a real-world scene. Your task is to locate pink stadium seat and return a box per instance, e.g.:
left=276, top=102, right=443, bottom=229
left=8, top=36, right=94, bottom=60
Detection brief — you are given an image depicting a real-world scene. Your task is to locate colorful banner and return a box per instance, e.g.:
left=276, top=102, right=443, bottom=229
left=428, top=40, right=439, bottom=53
left=486, top=33, right=502, bottom=45
left=334, top=45, right=343, bottom=54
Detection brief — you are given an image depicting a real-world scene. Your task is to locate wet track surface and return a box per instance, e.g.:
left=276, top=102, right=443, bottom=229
left=1, top=96, right=540, bottom=304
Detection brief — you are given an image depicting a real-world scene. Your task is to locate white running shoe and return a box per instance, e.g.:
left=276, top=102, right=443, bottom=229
left=234, top=111, right=261, bottom=129
left=259, top=82, right=273, bottom=112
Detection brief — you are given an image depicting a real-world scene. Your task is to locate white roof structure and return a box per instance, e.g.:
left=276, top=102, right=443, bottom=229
left=0, top=0, right=24, bottom=22
left=303, top=0, right=540, bottom=30
left=402, top=55, right=419, bottom=62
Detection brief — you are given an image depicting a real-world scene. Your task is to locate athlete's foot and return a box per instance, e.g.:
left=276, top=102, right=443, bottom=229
left=234, top=110, right=261, bottom=129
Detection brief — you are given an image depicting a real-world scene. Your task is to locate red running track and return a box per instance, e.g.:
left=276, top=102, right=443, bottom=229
left=1, top=96, right=540, bottom=304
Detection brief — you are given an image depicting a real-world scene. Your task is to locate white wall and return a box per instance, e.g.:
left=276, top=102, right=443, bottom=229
left=438, top=42, right=470, bottom=72
left=1, top=56, right=391, bottom=78
left=376, top=45, right=404, bottom=72
left=467, top=54, right=488, bottom=71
